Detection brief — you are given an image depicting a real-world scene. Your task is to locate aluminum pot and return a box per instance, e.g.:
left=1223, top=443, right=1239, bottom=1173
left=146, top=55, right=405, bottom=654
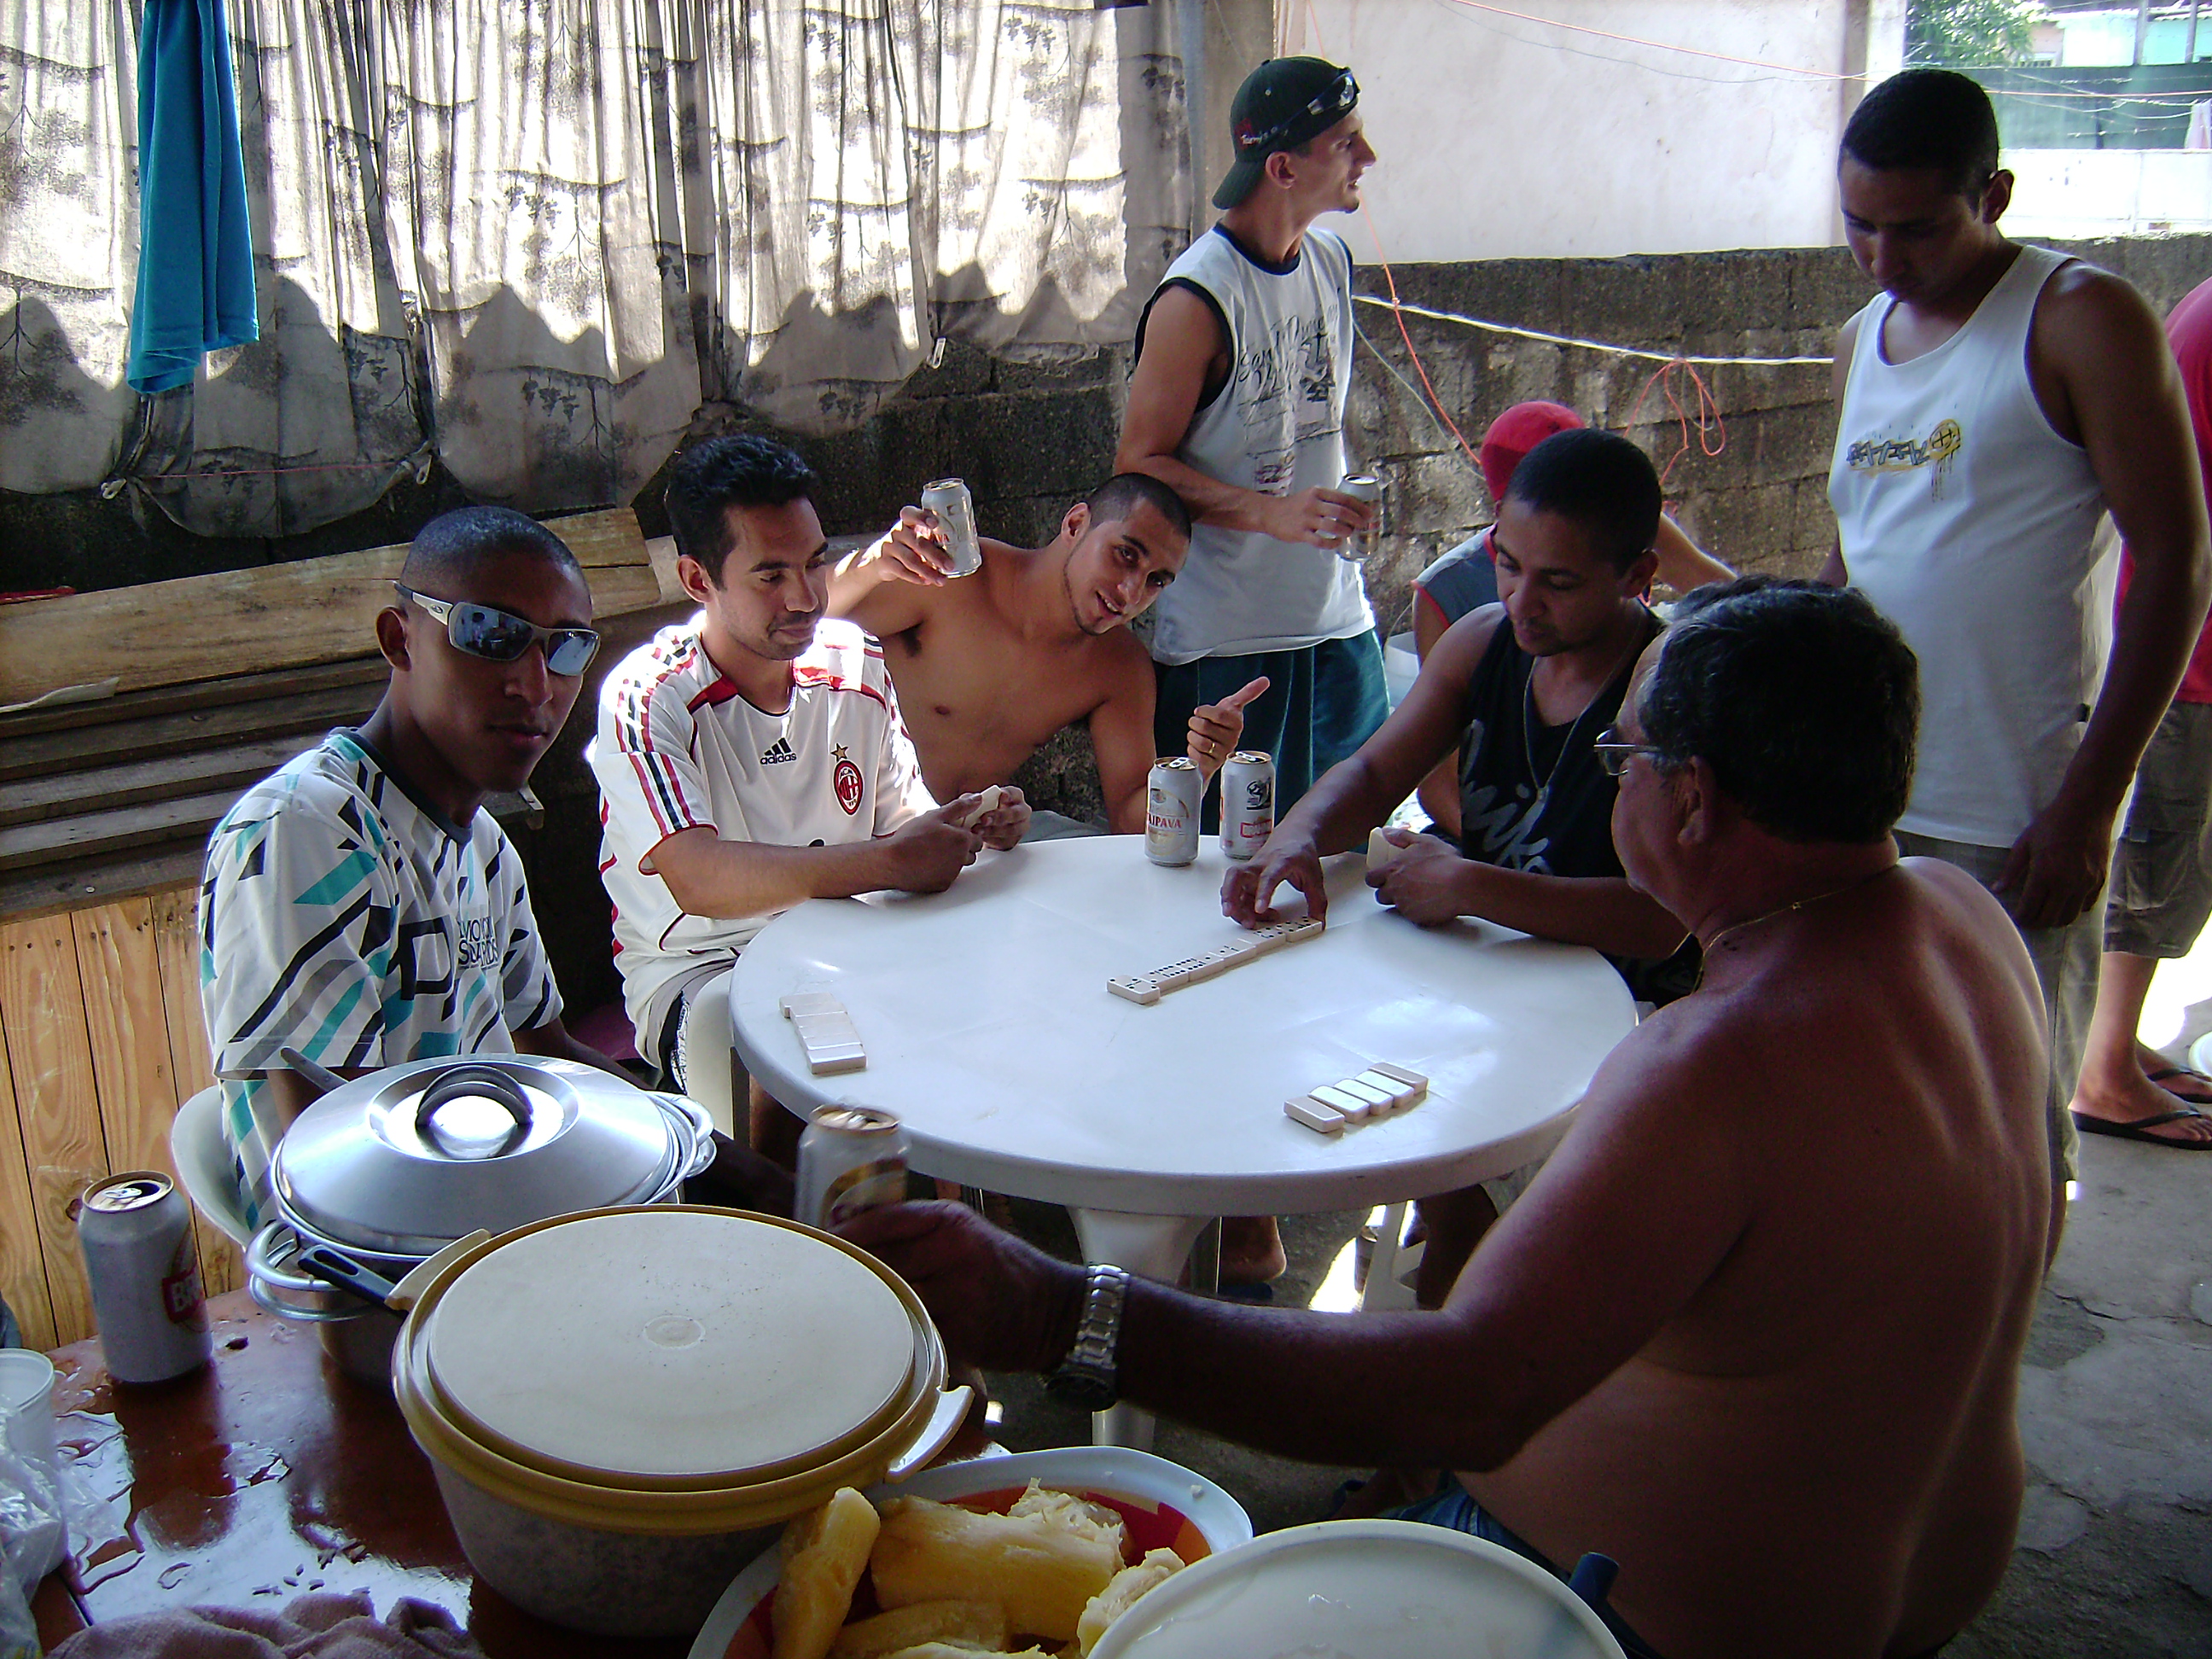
left=247, top=1057, right=715, bottom=1386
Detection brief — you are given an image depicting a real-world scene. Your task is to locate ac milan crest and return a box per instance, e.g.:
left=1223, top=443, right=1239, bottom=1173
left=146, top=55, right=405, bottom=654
left=832, top=744, right=863, bottom=815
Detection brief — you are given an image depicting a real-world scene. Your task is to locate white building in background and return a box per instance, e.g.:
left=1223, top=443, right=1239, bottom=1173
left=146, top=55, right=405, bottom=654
left=1281, top=0, right=1906, bottom=261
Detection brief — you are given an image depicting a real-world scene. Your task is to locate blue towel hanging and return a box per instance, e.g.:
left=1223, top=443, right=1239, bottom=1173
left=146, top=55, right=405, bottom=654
left=126, top=0, right=258, bottom=394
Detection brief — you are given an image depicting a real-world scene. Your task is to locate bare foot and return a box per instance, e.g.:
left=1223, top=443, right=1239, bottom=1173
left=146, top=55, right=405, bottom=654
left=2069, top=1062, right=2212, bottom=1144
left=1220, top=1214, right=1287, bottom=1284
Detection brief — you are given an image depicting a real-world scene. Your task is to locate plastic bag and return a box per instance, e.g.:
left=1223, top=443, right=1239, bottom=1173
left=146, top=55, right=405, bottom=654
left=0, top=1562, right=33, bottom=1658
left=0, top=1397, right=63, bottom=1599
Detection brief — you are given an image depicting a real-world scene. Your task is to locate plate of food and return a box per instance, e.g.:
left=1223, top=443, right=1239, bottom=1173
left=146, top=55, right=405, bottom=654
left=687, top=1445, right=1254, bottom=1659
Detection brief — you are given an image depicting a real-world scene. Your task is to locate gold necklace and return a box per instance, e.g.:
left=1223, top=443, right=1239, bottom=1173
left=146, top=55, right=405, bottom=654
left=1695, top=864, right=1897, bottom=987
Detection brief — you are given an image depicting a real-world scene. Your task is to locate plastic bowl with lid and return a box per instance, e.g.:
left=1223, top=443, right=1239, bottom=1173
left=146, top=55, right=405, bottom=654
left=689, top=1444, right=1254, bottom=1659
left=1086, top=1518, right=1627, bottom=1659
left=392, top=1205, right=971, bottom=1639
left=247, top=1057, right=715, bottom=1388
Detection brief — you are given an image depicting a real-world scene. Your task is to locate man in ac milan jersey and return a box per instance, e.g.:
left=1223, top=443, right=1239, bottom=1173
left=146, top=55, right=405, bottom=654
left=592, top=436, right=1027, bottom=1153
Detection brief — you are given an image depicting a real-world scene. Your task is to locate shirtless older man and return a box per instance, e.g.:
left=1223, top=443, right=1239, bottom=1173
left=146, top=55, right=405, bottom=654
left=847, top=579, right=2057, bottom=1658
left=830, top=474, right=1263, bottom=833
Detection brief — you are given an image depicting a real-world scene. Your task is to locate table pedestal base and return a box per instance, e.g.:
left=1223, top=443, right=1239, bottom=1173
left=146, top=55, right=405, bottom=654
left=1068, top=1208, right=1210, bottom=1449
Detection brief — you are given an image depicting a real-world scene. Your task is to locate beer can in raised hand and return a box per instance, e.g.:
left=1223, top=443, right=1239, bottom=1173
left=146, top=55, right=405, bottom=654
left=1145, top=756, right=1203, bottom=867
left=920, top=478, right=984, bottom=578
left=796, top=1104, right=911, bottom=1231
left=78, top=1172, right=211, bottom=1384
left=1221, top=750, right=1276, bottom=863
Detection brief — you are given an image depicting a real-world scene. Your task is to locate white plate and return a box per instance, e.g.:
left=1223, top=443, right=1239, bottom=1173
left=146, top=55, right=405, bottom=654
left=1087, top=1518, right=1627, bottom=1659
left=686, top=1445, right=1254, bottom=1659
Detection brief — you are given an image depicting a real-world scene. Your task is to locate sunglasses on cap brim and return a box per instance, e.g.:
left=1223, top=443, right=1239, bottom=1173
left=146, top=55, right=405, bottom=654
left=393, top=583, right=601, bottom=677
left=1241, top=68, right=1359, bottom=154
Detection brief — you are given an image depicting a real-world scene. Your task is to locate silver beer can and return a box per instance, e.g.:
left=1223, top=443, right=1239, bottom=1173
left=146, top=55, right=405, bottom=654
left=1220, top=750, right=1276, bottom=862
left=1336, top=474, right=1382, bottom=562
left=919, top=477, right=984, bottom=578
left=1144, top=756, right=1203, bottom=866
left=796, top=1104, right=911, bottom=1231
left=78, top=1172, right=210, bottom=1384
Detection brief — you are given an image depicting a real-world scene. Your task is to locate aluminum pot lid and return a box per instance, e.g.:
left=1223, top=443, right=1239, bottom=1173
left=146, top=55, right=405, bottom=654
left=273, top=1057, right=684, bottom=1254
left=419, top=1209, right=919, bottom=1484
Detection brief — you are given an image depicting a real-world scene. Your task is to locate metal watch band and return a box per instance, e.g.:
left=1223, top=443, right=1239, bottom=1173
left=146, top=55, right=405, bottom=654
left=1045, top=1262, right=1130, bottom=1410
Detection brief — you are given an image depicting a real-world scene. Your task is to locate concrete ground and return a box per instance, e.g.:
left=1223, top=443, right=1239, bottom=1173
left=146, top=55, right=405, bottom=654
left=985, top=934, right=2212, bottom=1652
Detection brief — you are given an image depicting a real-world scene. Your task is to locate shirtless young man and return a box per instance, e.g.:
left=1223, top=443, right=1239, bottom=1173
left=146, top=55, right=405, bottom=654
left=847, top=580, right=2058, bottom=1659
left=1823, top=70, right=2210, bottom=1161
left=830, top=474, right=1262, bottom=831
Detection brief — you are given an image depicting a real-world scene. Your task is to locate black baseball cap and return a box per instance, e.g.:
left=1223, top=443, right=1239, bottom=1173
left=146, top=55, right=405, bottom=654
left=1214, top=57, right=1360, bottom=210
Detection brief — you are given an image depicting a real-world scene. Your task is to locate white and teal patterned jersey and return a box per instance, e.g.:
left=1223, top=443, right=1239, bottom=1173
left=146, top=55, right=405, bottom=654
left=199, top=730, right=562, bottom=1226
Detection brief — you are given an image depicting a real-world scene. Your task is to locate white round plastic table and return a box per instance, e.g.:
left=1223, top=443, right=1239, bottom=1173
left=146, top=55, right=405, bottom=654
left=730, top=835, right=1637, bottom=1441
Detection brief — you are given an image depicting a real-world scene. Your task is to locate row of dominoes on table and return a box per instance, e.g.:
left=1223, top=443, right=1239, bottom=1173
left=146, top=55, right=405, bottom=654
left=1105, top=915, right=1324, bottom=1005
left=781, top=992, right=865, bottom=1074
left=1284, top=1062, right=1428, bottom=1134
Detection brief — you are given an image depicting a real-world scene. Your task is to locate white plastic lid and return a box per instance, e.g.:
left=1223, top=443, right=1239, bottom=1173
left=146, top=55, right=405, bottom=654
left=0, top=1350, right=53, bottom=1416
left=1086, top=1519, right=1626, bottom=1659
left=420, top=1209, right=917, bottom=1484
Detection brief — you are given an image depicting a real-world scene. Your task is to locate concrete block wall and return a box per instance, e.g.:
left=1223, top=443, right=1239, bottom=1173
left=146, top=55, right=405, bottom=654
left=1348, top=236, right=2212, bottom=642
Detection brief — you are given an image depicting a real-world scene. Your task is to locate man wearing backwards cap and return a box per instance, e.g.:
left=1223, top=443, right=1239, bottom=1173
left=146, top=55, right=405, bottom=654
left=1117, top=56, right=1385, bottom=836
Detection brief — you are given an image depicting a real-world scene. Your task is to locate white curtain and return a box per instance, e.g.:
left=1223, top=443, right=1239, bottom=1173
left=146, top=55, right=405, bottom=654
left=0, top=0, right=1190, bottom=537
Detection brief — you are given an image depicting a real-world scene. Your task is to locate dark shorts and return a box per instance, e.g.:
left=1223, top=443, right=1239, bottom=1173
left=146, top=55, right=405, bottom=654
left=1154, top=631, right=1389, bottom=833
left=1388, top=1477, right=1952, bottom=1659
left=2106, top=701, right=2212, bottom=958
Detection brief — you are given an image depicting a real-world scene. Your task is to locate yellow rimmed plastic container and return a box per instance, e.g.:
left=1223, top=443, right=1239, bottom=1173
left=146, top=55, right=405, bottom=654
left=391, top=1205, right=969, bottom=1638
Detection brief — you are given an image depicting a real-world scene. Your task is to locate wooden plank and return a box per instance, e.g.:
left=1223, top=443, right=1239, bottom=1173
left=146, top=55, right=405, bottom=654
left=0, top=682, right=382, bottom=783
left=547, top=507, right=647, bottom=568
left=0, top=915, right=111, bottom=1347
left=0, top=846, right=207, bottom=925
left=0, top=656, right=385, bottom=742
left=148, top=886, right=239, bottom=1297
left=0, top=789, right=246, bottom=874
left=0, top=534, right=660, bottom=707
left=0, top=732, right=323, bottom=828
left=0, top=1016, right=58, bottom=1351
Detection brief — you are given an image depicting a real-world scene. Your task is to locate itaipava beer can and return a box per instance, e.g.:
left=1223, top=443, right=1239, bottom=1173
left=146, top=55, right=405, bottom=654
left=1220, top=749, right=1276, bottom=862
left=796, top=1104, right=911, bottom=1231
left=78, top=1172, right=211, bottom=1384
left=1144, top=756, right=1203, bottom=866
left=919, top=478, right=984, bottom=578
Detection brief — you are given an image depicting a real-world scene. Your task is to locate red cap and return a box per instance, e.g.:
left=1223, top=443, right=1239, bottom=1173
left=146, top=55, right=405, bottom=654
left=1479, top=402, right=1584, bottom=505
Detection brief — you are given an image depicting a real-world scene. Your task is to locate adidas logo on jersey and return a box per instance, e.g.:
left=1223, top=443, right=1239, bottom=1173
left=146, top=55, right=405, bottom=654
left=760, top=737, right=797, bottom=765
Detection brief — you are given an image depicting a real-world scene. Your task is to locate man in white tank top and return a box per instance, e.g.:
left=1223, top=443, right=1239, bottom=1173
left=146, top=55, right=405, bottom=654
left=1823, top=69, right=2209, bottom=1182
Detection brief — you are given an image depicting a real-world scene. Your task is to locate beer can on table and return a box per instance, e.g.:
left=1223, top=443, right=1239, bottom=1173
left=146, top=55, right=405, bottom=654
left=796, top=1104, right=911, bottom=1231
left=78, top=1172, right=210, bottom=1384
left=1220, top=750, right=1276, bottom=862
left=1336, top=474, right=1382, bottom=562
left=1144, top=756, right=1203, bottom=867
left=920, top=478, right=984, bottom=578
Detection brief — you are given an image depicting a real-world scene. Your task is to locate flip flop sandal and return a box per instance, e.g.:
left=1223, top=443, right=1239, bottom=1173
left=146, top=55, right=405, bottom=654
left=2070, top=1105, right=2212, bottom=1149
left=2144, top=1065, right=2212, bottom=1106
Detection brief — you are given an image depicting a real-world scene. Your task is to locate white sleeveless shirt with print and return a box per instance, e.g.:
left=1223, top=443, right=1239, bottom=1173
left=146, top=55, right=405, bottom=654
left=1828, top=243, right=2107, bottom=848
left=1142, top=225, right=1373, bottom=665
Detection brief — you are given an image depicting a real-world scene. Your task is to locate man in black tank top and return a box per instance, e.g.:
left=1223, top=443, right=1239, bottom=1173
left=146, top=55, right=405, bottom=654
left=1223, top=428, right=1699, bottom=1301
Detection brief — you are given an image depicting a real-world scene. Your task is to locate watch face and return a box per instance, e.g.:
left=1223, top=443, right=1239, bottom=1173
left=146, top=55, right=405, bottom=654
left=1045, top=1366, right=1118, bottom=1413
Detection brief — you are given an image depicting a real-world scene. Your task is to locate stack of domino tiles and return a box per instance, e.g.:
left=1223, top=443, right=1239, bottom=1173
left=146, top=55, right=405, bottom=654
left=1284, top=1062, right=1427, bottom=1134
left=781, top=992, right=865, bottom=1075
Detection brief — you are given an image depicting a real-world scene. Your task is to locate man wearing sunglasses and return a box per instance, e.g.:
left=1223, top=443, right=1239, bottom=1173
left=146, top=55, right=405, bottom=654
left=1118, top=55, right=1388, bottom=836
left=201, top=507, right=625, bottom=1225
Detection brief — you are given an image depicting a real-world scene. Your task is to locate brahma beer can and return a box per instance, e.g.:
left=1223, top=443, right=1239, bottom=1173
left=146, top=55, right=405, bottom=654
left=920, top=478, right=984, bottom=577
left=78, top=1172, right=211, bottom=1384
left=797, top=1104, right=911, bottom=1231
left=1336, top=473, right=1382, bottom=561
left=1144, top=756, right=1203, bottom=866
left=1221, top=750, right=1276, bottom=862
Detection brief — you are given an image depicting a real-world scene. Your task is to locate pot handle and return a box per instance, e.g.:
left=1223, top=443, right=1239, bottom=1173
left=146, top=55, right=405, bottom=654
left=415, top=1064, right=533, bottom=1157
left=247, top=1220, right=330, bottom=1297
left=882, top=1383, right=975, bottom=1483
left=649, top=1091, right=720, bottom=1180
left=246, top=1222, right=364, bottom=1324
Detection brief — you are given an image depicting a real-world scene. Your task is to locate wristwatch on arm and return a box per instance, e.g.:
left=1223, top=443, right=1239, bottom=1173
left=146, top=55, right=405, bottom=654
left=1044, top=1262, right=1131, bottom=1412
